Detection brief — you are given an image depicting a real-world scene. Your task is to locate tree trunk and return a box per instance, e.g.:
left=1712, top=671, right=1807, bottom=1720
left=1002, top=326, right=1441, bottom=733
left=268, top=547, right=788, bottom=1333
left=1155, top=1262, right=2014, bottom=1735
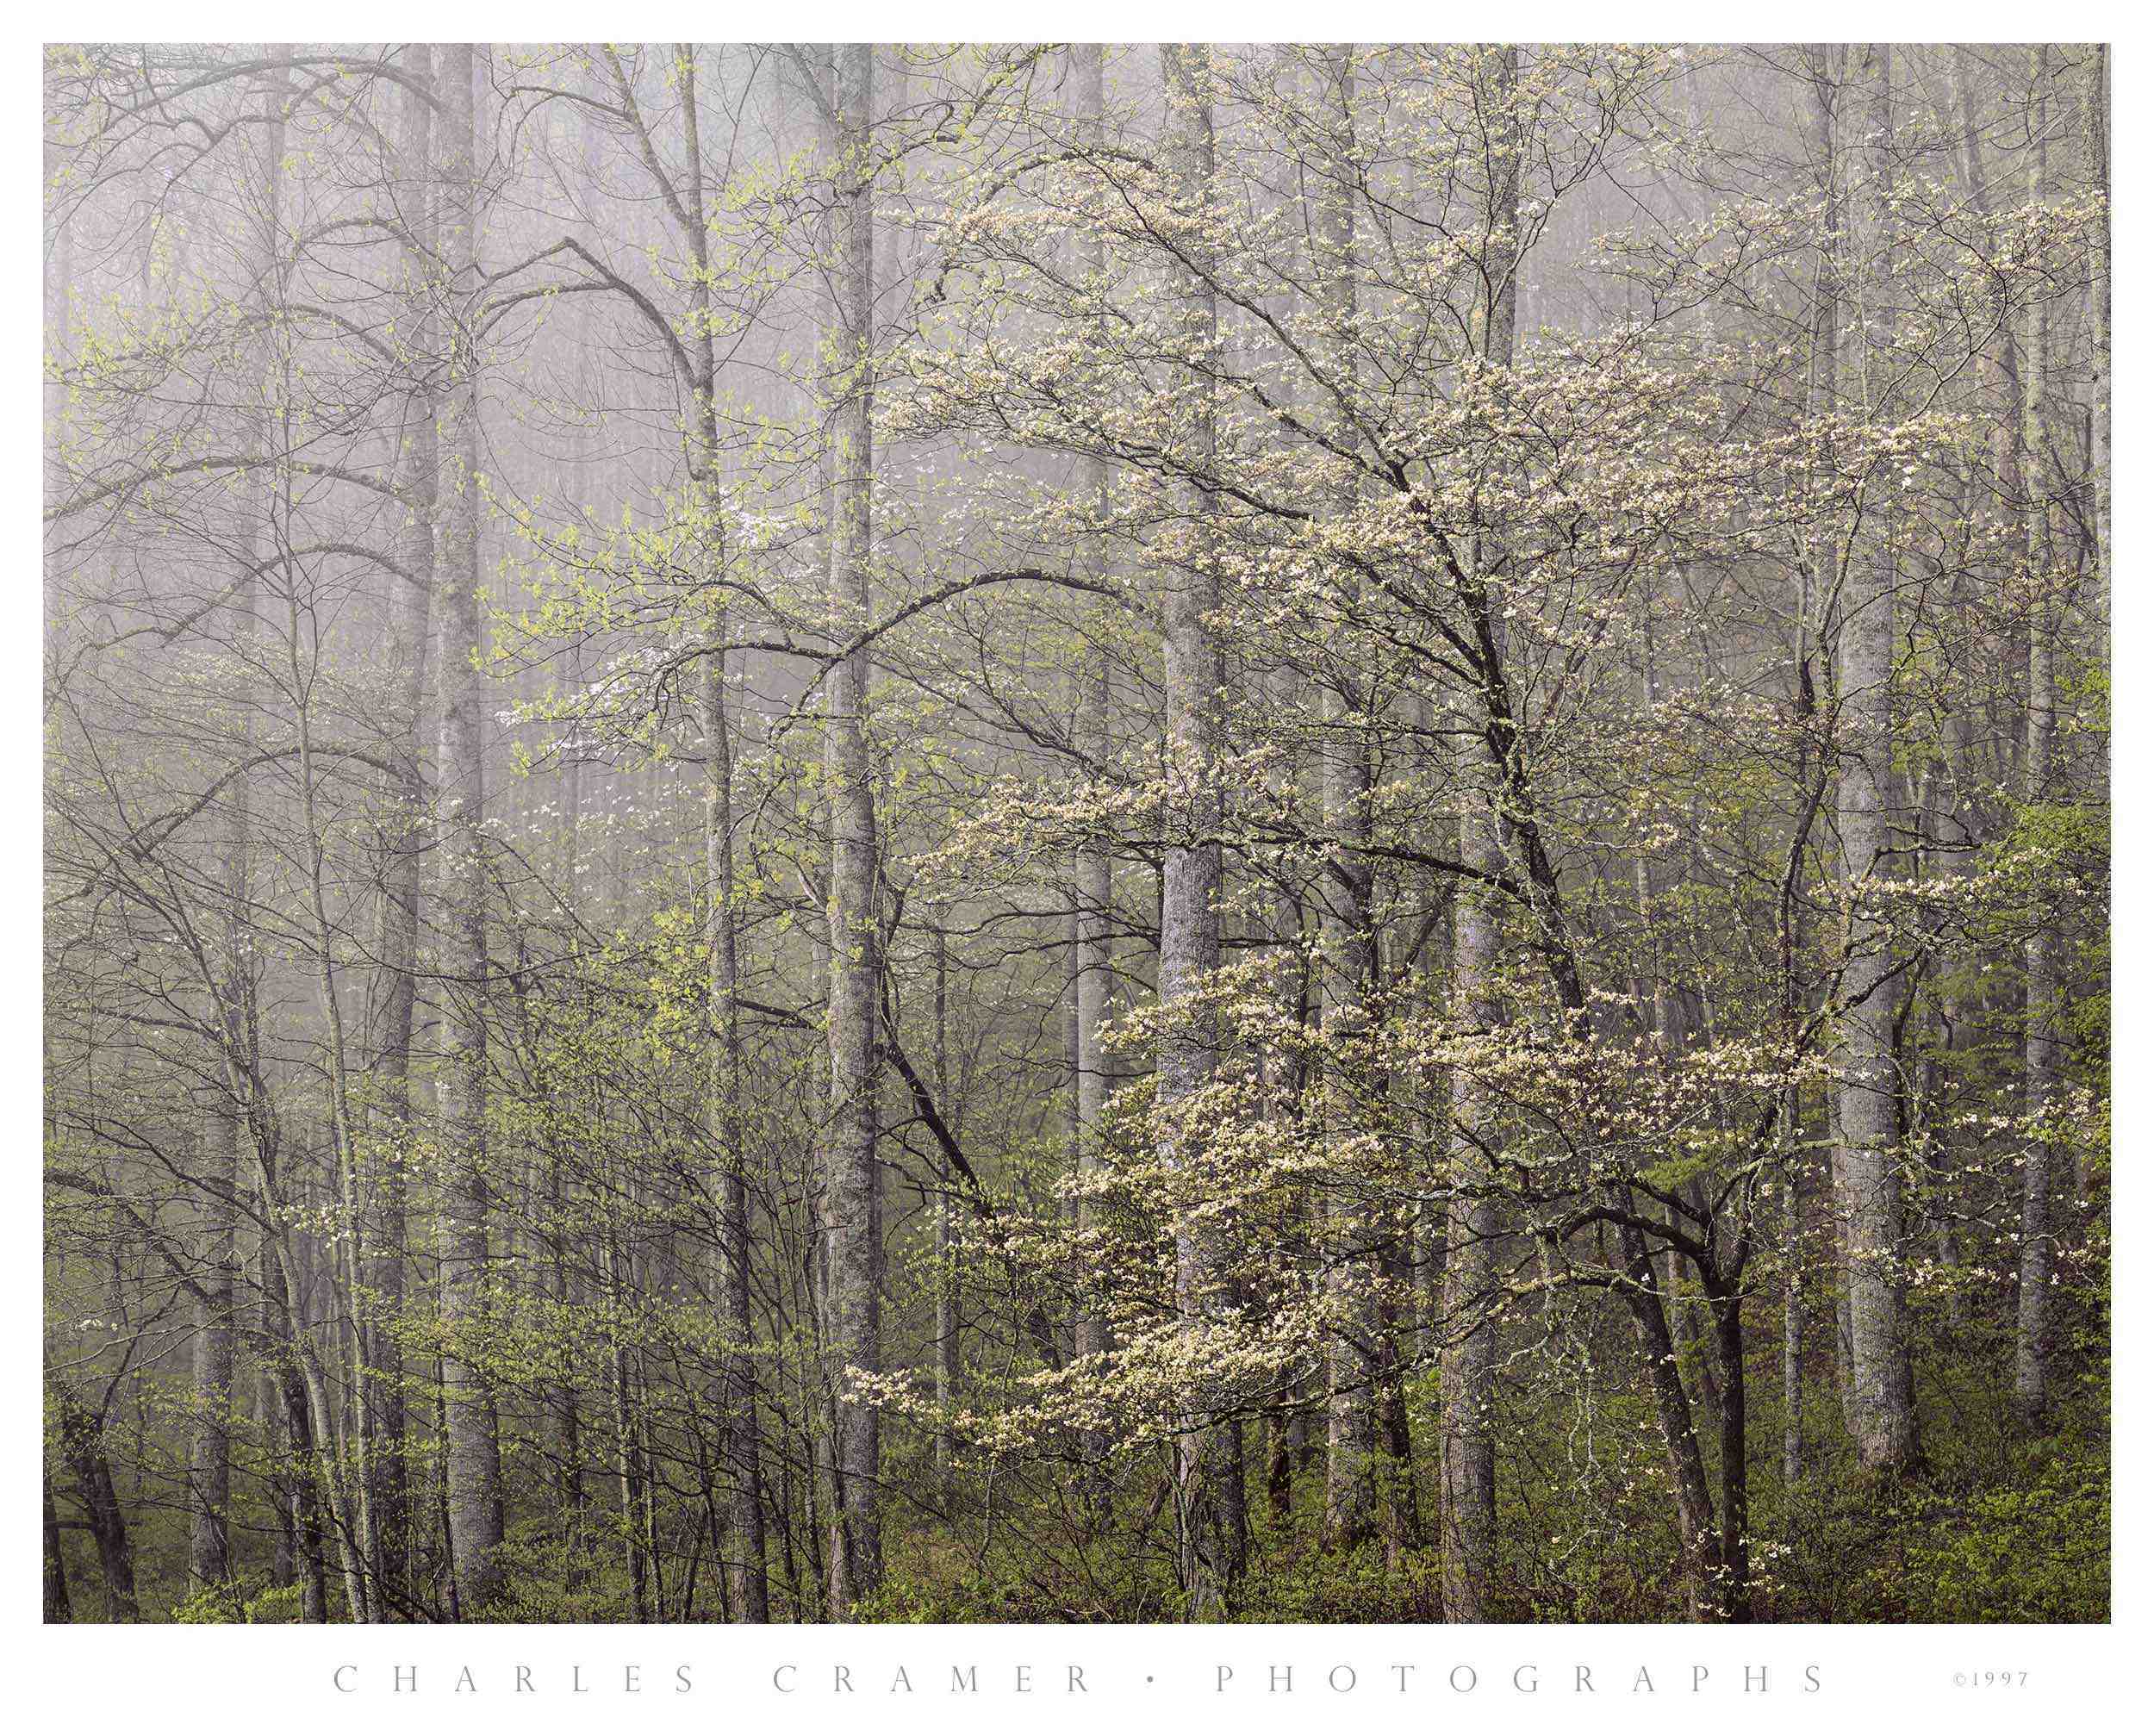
left=53, top=1382, right=137, bottom=1621
left=190, top=1117, right=237, bottom=1600
left=434, top=38, right=507, bottom=1615
left=1441, top=808, right=1501, bottom=1621
left=2086, top=45, right=2110, bottom=654
left=1619, top=1237, right=1727, bottom=1618
left=1157, top=41, right=1245, bottom=1618
left=1834, top=41, right=1920, bottom=1475
left=1070, top=40, right=1116, bottom=1471
left=363, top=39, right=439, bottom=1607
left=43, top=1459, right=71, bottom=1623
left=669, top=42, right=773, bottom=1626
left=1441, top=42, right=1523, bottom=1623
left=1710, top=1285, right=1754, bottom=1621
left=2015, top=43, right=2058, bottom=1427
left=820, top=40, right=884, bottom=1620
left=1310, top=46, right=1379, bottom=1558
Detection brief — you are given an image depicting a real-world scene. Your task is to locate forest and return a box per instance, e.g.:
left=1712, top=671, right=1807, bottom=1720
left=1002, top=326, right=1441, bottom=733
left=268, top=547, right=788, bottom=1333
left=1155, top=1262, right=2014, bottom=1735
left=42, top=41, right=2109, bottom=1625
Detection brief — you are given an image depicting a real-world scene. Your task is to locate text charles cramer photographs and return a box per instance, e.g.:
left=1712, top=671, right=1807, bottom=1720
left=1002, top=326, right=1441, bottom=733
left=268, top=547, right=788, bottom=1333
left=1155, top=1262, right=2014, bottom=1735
left=329, top=1660, right=1825, bottom=1696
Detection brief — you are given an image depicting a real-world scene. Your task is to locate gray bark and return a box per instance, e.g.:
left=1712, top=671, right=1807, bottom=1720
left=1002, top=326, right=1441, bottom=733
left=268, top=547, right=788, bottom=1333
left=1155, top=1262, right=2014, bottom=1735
left=43, top=1459, right=71, bottom=1623
left=1071, top=42, right=1116, bottom=1463
left=1158, top=40, right=1244, bottom=1616
left=820, top=40, right=884, bottom=1619
left=2015, top=43, right=2058, bottom=1426
left=1311, top=47, right=1379, bottom=1556
left=2087, top=46, right=2110, bottom=651
left=932, top=923, right=961, bottom=1471
left=362, top=39, right=439, bottom=1606
left=1441, top=43, right=1522, bottom=1622
left=53, top=1381, right=137, bottom=1621
left=1834, top=41, right=1920, bottom=1474
left=669, top=41, right=774, bottom=1625
left=191, top=1087, right=238, bottom=1600
left=434, top=39, right=507, bottom=1615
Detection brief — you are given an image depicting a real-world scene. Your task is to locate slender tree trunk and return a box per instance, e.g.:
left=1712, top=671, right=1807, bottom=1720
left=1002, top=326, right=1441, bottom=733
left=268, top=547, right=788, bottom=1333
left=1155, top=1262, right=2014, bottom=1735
left=2015, top=43, right=2058, bottom=1427
left=1145, top=35, right=1248, bottom=1605
left=1781, top=1216, right=1804, bottom=1489
left=2072, top=47, right=2107, bottom=1212
left=43, top=1459, right=72, bottom=1622
left=2086, top=45, right=2110, bottom=656
left=258, top=1285, right=296, bottom=1593
left=931, top=923, right=961, bottom=1472
left=53, top=1384, right=138, bottom=1621
left=364, top=40, right=439, bottom=1608
left=706, top=646, right=772, bottom=1618
left=1616, top=1235, right=1728, bottom=1617
left=190, top=50, right=300, bottom=1607
left=1835, top=41, right=1920, bottom=1475
left=434, top=39, right=507, bottom=1615
left=1375, top=1234, right=1424, bottom=1566
left=820, top=40, right=884, bottom=1620
left=1780, top=551, right=1825, bottom=1480
left=190, top=1125, right=237, bottom=1600
left=1441, top=43, right=1523, bottom=1623
left=1156, top=40, right=1245, bottom=1620
left=600, top=1224, right=650, bottom=1620
left=1710, top=1282, right=1754, bottom=1621
left=669, top=43, right=773, bottom=1626
left=1309, top=46, right=1379, bottom=1557
left=1803, top=41, right=1863, bottom=1428
left=1441, top=806, right=1501, bottom=1621
left=1070, top=41, right=1116, bottom=1472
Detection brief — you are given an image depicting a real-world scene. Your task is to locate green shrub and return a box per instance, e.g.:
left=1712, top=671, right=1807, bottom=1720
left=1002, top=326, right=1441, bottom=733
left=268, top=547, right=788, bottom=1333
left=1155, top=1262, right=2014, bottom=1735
left=1899, top=1457, right=2110, bottom=1622
left=170, top=1580, right=246, bottom=1624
